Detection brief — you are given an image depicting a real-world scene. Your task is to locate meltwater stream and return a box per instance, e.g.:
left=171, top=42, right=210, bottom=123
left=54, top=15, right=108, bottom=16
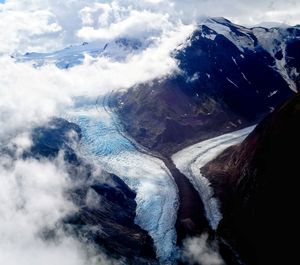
left=65, top=96, right=178, bottom=264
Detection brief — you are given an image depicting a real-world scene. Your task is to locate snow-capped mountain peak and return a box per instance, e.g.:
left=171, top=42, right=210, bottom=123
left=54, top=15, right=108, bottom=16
left=16, top=37, right=147, bottom=69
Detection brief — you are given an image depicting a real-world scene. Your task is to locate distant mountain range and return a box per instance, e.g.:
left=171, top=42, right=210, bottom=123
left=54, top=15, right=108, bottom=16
left=16, top=37, right=146, bottom=68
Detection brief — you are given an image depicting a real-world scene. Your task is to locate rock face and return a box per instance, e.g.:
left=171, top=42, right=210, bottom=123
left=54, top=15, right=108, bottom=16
left=28, top=118, right=156, bottom=264
left=202, top=94, right=300, bottom=265
left=114, top=18, right=300, bottom=155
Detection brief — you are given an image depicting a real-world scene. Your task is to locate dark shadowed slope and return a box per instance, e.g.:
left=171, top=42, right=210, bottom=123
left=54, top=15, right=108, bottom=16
left=202, top=93, right=300, bottom=265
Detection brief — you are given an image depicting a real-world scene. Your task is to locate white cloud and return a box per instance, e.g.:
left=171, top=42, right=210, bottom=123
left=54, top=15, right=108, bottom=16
left=168, top=0, right=300, bottom=26
left=0, top=157, right=78, bottom=265
left=1, top=0, right=298, bottom=54
left=0, top=0, right=299, bottom=56
left=0, top=154, right=120, bottom=265
left=77, top=10, right=172, bottom=41
left=181, top=234, right=224, bottom=265
left=0, top=0, right=180, bottom=53
left=0, top=22, right=193, bottom=139
left=0, top=4, right=63, bottom=53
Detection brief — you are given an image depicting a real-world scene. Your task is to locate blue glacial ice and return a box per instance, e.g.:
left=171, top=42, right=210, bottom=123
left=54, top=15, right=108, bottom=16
left=65, top=97, right=179, bottom=264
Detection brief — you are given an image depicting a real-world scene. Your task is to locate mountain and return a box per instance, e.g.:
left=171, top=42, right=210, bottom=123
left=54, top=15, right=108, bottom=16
left=114, top=18, right=300, bottom=156
left=202, top=93, right=300, bottom=265
left=17, top=38, right=146, bottom=68
left=9, top=17, right=300, bottom=264
left=26, top=118, right=157, bottom=264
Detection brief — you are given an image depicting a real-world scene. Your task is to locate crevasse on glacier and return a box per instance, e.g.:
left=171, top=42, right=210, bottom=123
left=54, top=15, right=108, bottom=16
left=65, top=95, right=179, bottom=265
left=172, top=126, right=255, bottom=230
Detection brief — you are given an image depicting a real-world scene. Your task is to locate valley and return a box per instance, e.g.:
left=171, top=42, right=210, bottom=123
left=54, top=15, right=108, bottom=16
left=5, top=15, right=300, bottom=265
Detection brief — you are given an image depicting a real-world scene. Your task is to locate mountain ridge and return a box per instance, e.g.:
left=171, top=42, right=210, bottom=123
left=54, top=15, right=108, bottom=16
left=114, top=18, right=300, bottom=156
left=202, top=93, right=300, bottom=265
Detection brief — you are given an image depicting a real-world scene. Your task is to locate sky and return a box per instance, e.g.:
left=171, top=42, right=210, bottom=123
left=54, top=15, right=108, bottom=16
left=0, top=1, right=299, bottom=265
left=0, top=0, right=300, bottom=54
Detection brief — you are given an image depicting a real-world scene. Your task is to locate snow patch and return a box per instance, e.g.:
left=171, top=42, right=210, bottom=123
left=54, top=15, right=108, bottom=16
left=253, top=27, right=298, bottom=92
left=231, top=56, right=238, bottom=66
left=201, top=18, right=254, bottom=52
left=241, top=72, right=251, bottom=84
left=226, top=77, right=239, bottom=88
left=268, top=90, right=278, bottom=97
left=187, top=72, right=200, bottom=83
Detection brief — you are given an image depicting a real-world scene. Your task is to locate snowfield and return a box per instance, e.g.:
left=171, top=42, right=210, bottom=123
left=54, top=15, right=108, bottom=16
left=172, top=126, right=255, bottom=230
left=17, top=38, right=147, bottom=68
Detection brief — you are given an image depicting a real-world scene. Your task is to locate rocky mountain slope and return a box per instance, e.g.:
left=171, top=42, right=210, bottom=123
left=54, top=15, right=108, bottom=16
left=202, top=93, right=300, bottom=265
left=114, top=18, right=300, bottom=155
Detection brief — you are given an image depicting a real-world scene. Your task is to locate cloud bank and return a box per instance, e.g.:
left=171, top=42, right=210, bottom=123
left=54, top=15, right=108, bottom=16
left=170, top=0, right=300, bottom=26
left=1, top=0, right=299, bottom=54
left=0, top=150, right=118, bottom=265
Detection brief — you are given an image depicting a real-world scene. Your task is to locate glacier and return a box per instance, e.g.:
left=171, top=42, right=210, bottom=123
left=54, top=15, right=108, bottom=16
left=65, top=95, right=179, bottom=265
left=17, top=36, right=180, bottom=264
left=172, top=126, right=255, bottom=230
